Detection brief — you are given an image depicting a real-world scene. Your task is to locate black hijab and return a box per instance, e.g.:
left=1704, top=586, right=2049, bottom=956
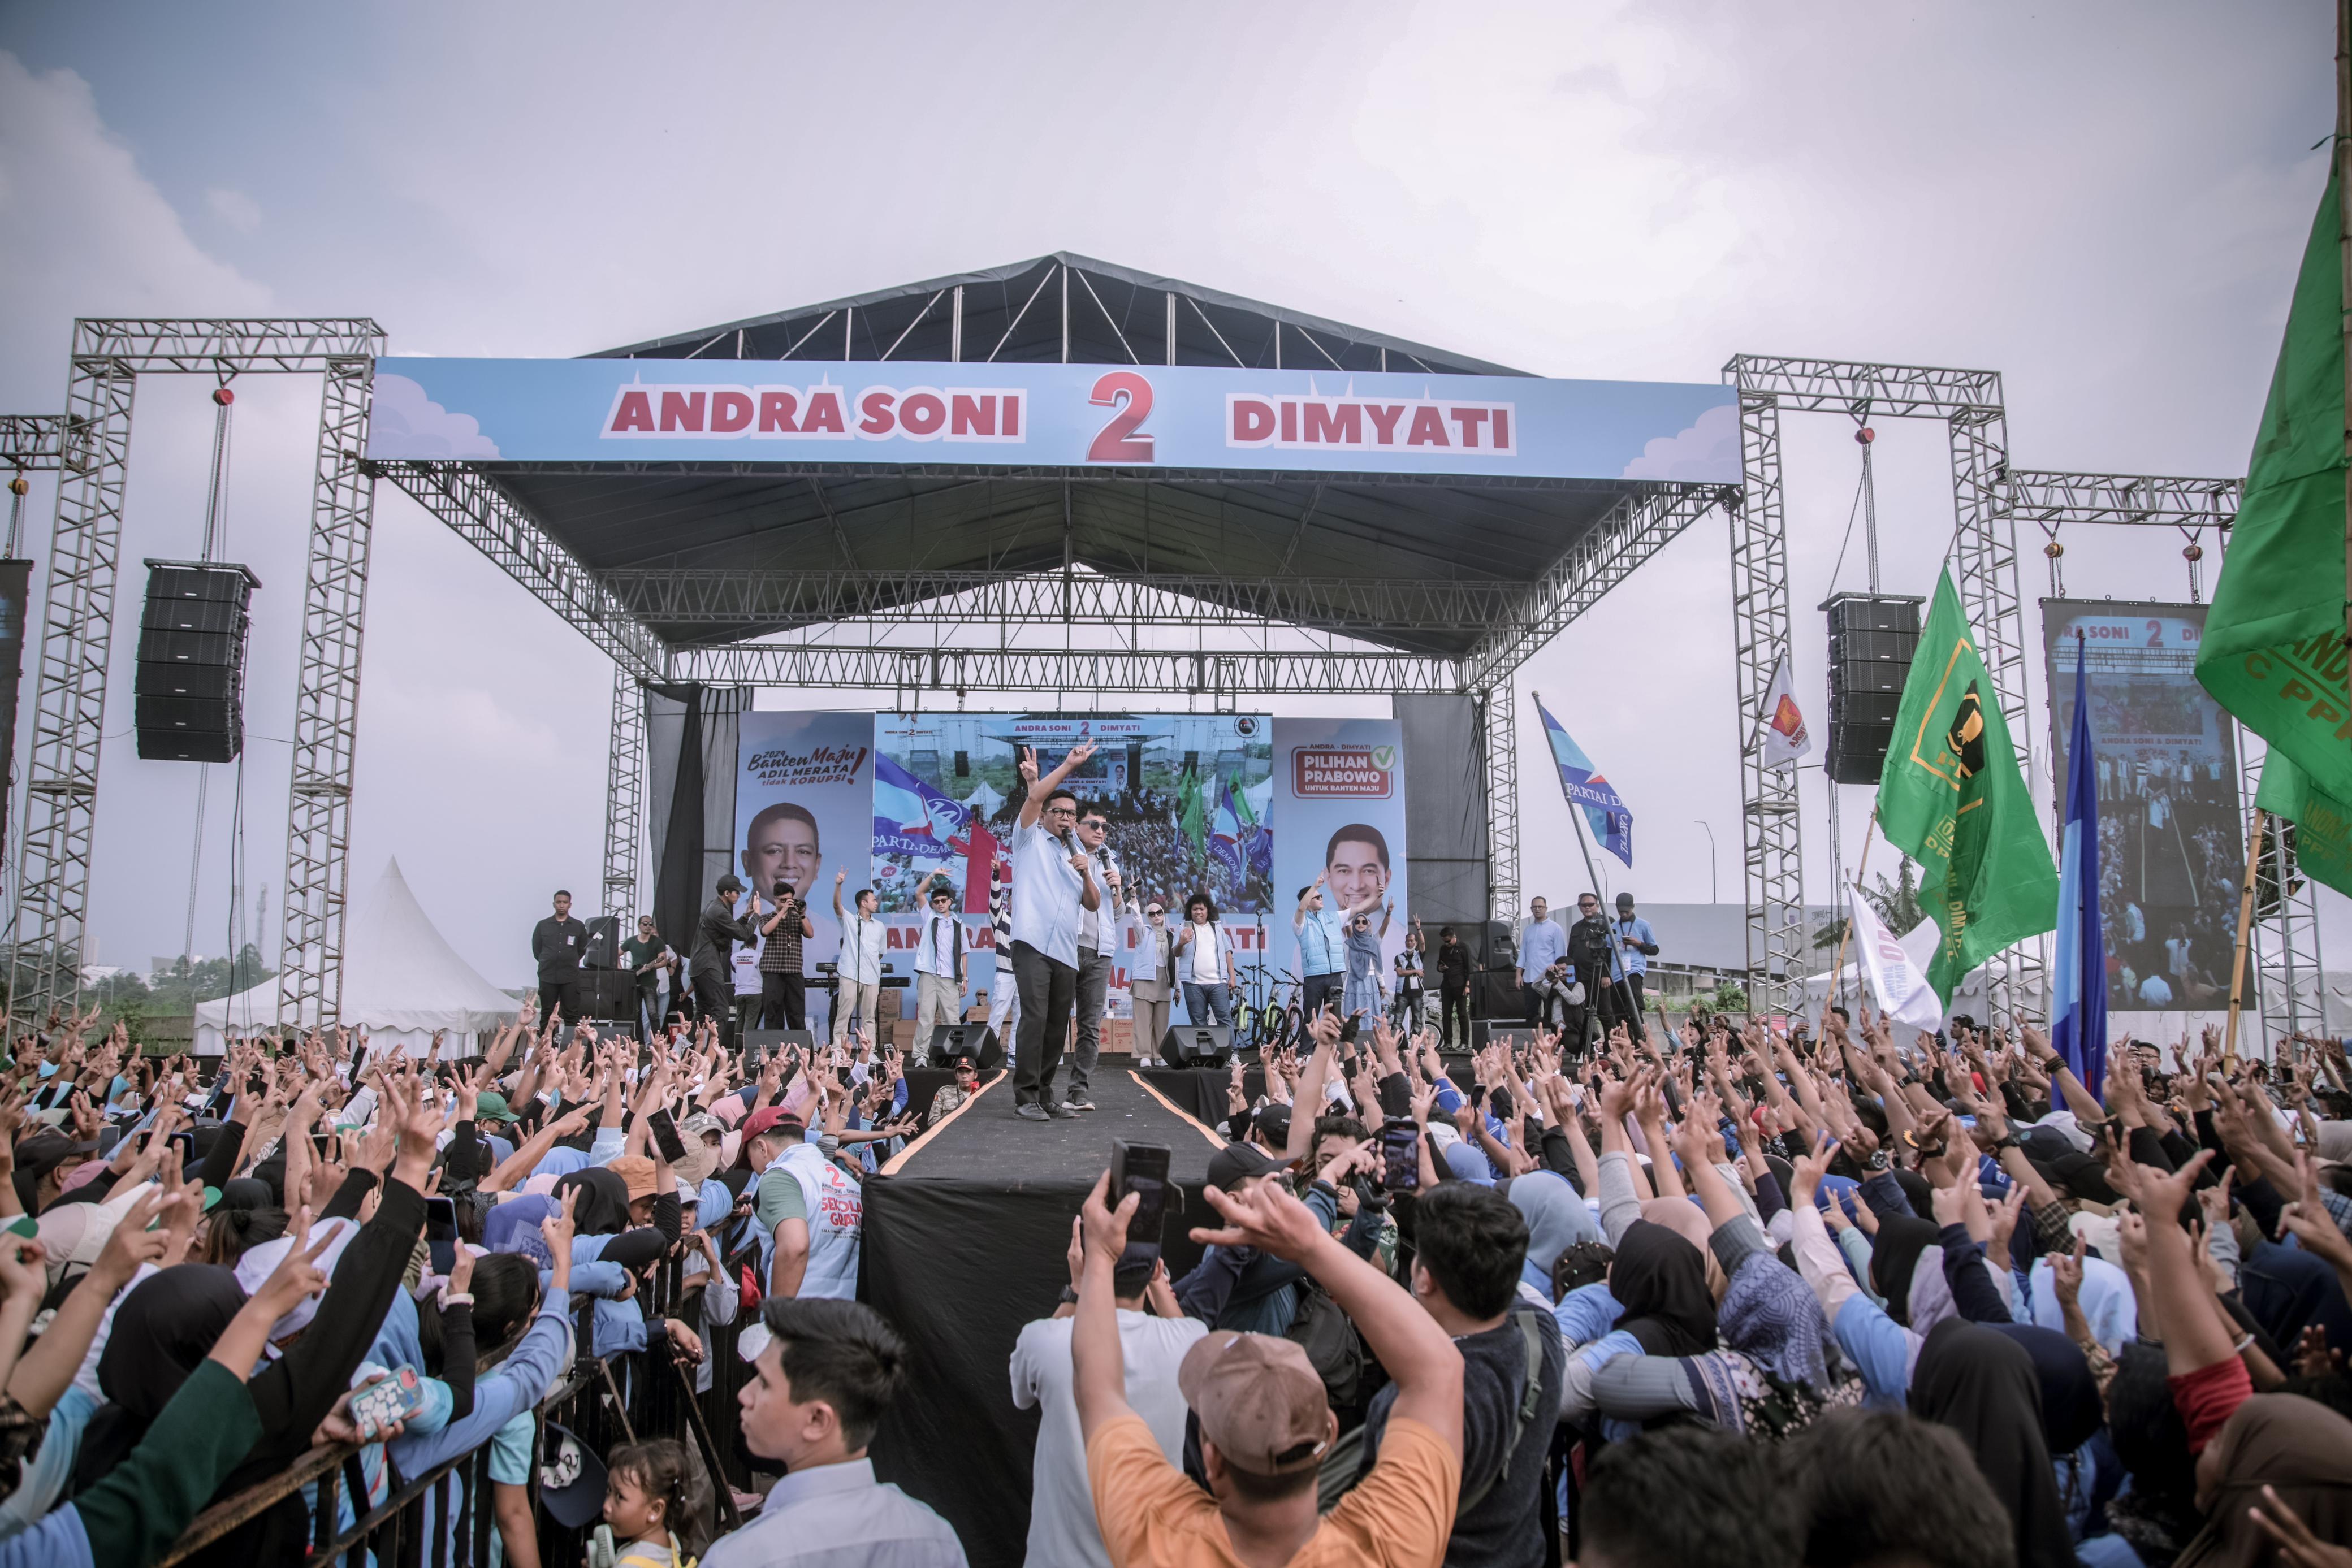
left=554, top=1168, right=631, bottom=1236
left=1908, top=1319, right=2077, bottom=1568
left=1869, top=1212, right=1940, bottom=1324
left=72, top=1264, right=245, bottom=1496
left=1609, top=1218, right=1718, bottom=1358
left=1987, top=1322, right=2103, bottom=1454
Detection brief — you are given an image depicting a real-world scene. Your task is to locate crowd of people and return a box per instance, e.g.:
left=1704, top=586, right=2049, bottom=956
left=1, top=951, right=2350, bottom=1567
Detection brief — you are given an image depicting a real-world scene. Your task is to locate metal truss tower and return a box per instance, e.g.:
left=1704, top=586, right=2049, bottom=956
left=603, top=665, right=646, bottom=922
left=1725, top=357, right=2044, bottom=1025
left=5, top=319, right=384, bottom=1033
left=1727, top=388, right=1805, bottom=1019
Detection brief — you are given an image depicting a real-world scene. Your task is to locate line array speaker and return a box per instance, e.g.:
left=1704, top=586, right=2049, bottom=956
left=135, top=560, right=258, bottom=764
left=1822, top=591, right=1924, bottom=785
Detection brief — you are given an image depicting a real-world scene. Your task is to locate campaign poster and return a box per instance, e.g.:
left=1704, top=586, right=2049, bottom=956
left=872, top=712, right=1274, bottom=1021
left=2043, top=601, right=2239, bottom=1013
left=1270, top=718, right=1410, bottom=1007
left=734, top=712, right=876, bottom=1008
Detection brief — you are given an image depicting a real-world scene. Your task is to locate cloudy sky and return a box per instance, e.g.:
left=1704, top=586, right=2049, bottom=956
left=0, top=3, right=2334, bottom=987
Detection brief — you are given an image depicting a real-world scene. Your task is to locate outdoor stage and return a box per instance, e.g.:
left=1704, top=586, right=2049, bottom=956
left=858, top=1065, right=1226, bottom=1568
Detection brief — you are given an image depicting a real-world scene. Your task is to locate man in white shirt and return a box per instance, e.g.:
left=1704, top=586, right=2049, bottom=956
left=1010, top=1245, right=1203, bottom=1568
left=709, top=1297, right=968, bottom=1568
left=1009, top=743, right=1104, bottom=1122
left=831, top=873, right=886, bottom=1046
left=1066, top=804, right=1123, bottom=1112
left=911, top=881, right=967, bottom=1048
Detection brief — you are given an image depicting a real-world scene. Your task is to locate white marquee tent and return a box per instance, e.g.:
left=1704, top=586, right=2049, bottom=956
left=196, top=859, right=520, bottom=1055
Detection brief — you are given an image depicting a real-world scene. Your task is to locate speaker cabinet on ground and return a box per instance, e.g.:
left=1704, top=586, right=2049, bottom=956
left=925, top=1024, right=1003, bottom=1071
left=1822, top=591, right=1925, bottom=785
left=1161, top=1025, right=1234, bottom=1066
left=135, top=560, right=257, bottom=763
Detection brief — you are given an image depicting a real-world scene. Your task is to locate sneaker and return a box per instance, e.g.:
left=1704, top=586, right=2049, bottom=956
left=1015, top=1102, right=1051, bottom=1123
left=1046, top=1101, right=1078, bottom=1119
left=1066, top=1092, right=1096, bottom=1111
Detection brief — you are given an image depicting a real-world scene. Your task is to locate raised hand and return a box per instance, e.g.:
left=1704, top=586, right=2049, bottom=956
left=1187, top=1172, right=1330, bottom=1262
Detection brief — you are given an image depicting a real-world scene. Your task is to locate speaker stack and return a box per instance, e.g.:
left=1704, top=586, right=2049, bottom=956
left=135, top=560, right=258, bottom=763
left=1823, top=592, right=1925, bottom=786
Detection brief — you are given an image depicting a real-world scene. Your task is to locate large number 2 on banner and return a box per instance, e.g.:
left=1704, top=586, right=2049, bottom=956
left=1086, top=371, right=1155, bottom=463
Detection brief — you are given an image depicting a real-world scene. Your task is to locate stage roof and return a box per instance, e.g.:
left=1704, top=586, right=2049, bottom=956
left=588, top=252, right=1530, bottom=378
left=395, top=254, right=1723, bottom=668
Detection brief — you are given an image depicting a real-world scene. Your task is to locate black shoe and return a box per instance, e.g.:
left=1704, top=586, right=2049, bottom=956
left=1066, top=1092, right=1096, bottom=1111
left=1046, top=1101, right=1077, bottom=1119
left=1015, top=1102, right=1050, bottom=1123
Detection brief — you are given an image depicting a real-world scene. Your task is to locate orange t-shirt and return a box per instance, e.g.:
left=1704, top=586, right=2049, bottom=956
left=1085, top=1411, right=1459, bottom=1568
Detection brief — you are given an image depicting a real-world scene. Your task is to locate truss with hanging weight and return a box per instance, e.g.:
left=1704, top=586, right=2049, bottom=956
left=6, top=318, right=386, bottom=1034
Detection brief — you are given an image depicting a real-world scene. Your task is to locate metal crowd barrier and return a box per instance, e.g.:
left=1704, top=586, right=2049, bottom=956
left=157, top=1250, right=751, bottom=1568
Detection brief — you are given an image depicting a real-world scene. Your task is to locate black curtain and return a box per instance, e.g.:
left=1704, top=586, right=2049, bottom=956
left=650, top=683, right=706, bottom=964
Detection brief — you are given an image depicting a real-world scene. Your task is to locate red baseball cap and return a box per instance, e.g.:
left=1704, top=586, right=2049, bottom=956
left=741, top=1105, right=805, bottom=1142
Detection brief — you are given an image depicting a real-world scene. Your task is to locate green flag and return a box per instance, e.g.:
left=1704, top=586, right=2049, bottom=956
left=2255, top=749, right=2352, bottom=899
left=1179, top=769, right=1207, bottom=856
left=2196, top=172, right=2352, bottom=800
left=1876, top=570, right=2059, bottom=1001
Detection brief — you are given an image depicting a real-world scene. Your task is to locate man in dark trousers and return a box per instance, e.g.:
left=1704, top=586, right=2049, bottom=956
left=1564, top=891, right=1627, bottom=1049
left=530, top=890, right=589, bottom=1021
left=1436, top=924, right=1472, bottom=1047
left=692, top=874, right=761, bottom=1049
left=756, top=880, right=813, bottom=1031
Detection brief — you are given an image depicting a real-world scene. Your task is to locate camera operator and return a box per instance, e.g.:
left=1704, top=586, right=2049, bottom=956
left=1563, top=892, right=1614, bottom=1049
left=758, top=880, right=814, bottom=1031
left=1525, top=956, right=1581, bottom=1030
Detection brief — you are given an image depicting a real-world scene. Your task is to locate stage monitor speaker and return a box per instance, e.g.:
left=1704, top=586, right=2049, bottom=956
left=1486, top=921, right=1517, bottom=967
left=1822, top=591, right=1925, bottom=785
left=741, top=1028, right=818, bottom=1066
left=580, top=915, right=621, bottom=968
left=1472, top=969, right=1521, bottom=1017
left=1161, top=1025, right=1234, bottom=1067
left=1474, top=1023, right=1540, bottom=1050
left=572, top=970, right=637, bottom=1020
left=926, top=1024, right=1004, bottom=1071
left=135, top=560, right=257, bottom=764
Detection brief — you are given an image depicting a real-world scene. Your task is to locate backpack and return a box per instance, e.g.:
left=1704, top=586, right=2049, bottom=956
left=1286, top=1279, right=1366, bottom=1410
left=1315, top=1306, right=1550, bottom=1516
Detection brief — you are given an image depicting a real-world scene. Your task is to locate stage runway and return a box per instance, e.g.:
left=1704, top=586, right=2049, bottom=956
left=861, top=1068, right=1225, bottom=1568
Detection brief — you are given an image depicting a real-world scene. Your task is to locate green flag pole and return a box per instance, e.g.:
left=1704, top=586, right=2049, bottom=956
left=2339, top=0, right=2352, bottom=671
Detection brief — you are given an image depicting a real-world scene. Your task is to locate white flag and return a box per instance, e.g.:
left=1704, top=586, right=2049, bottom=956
left=1847, top=882, right=1944, bottom=1031
left=1759, top=655, right=1811, bottom=771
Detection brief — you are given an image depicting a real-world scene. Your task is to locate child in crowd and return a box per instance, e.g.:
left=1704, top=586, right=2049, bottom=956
left=600, top=1439, right=709, bottom=1568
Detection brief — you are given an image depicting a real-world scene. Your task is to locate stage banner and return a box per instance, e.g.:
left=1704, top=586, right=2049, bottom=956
left=871, top=712, right=1274, bottom=1021
left=365, top=358, right=1739, bottom=483
left=0, top=560, right=28, bottom=863
left=1270, top=718, right=1409, bottom=1015
left=734, top=712, right=876, bottom=1010
left=2043, top=600, right=2238, bottom=1013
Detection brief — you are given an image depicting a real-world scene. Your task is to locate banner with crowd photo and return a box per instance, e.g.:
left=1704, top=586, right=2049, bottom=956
left=1270, top=718, right=1410, bottom=1015
left=2042, top=600, right=2241, bottom=1013
left=868, top=712, right=1276, bottom=1020
left=734, top=711, right=876, bottom=1033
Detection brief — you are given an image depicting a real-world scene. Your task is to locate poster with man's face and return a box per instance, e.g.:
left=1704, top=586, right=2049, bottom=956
left=735, top=711, right=876, bottom=976
left=1271, top=718, right=1409, bottom=986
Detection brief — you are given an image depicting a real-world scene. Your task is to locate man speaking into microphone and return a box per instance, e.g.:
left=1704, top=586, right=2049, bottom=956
left=1008, top=741, right=1102, bottom=1121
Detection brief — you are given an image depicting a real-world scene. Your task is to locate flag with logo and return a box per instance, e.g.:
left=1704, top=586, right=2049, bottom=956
left=1178, top=767, right=1207, bottom=861
left=1846, top=882, right=1944, bottom=1031
left=1209, top=781, right=1245, bottom=881
left=2050, top=636, right=2109, bottom=1093
left=1875, top=570, right=2058, bottom=1002
left=2197, top=172, right=2352, bottom=805
left=1759, top=654, right=1811, bottom=771
left=1535, top=696, right=1633, bottom=866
